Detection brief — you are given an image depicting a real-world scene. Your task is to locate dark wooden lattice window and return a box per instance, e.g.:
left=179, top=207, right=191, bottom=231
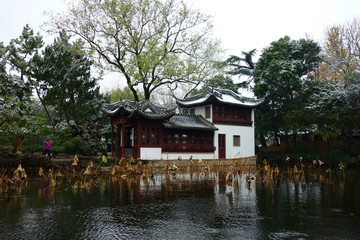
left=156, top=128, right=160, bottom=145
left=205, top=106, right=211, bottom=118
left=141, top=127, right=145, bottom=144
left=233, top=135, right=240, bottom=147
left=146, top=127, right=150, bottom=144
left=213, top=104, right=252, bottom=126
left=163, top=130, right=214, bottom=153
left=139, top=123, right=162, bottom=146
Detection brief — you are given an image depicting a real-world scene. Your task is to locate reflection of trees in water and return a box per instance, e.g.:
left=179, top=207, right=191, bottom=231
left=107, top=172, right=219, bottom=206
left=255, top=169, right=360, bottom=238
left=0, top=168, right=359, bottom=239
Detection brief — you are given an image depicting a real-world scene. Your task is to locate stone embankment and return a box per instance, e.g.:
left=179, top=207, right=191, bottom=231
left=51, top=154, right=257, bottom=172
left=145, top=156, right=257, bottom=170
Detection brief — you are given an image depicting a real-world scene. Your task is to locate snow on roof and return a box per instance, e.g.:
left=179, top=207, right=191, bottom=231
left=177, top=87, right=263, bottom=107
left=103, top=100, right=176, bottom=119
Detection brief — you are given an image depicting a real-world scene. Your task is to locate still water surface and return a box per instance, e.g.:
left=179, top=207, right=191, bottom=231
left=0, top=170, right=359, bottom=239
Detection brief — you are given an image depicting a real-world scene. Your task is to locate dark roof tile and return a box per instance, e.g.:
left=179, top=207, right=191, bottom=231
left=163, top=115, right=218, bottom=131
left=177, top=87, right=263, bottom=107
left=103, top=100, right=176, bottom=119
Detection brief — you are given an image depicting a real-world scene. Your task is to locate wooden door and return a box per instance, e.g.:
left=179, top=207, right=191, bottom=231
left=218, top=134, right=226, bottom=159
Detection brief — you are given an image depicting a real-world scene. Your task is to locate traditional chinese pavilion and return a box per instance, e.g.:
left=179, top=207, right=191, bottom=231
left=103, top=87, right=262, bottom=160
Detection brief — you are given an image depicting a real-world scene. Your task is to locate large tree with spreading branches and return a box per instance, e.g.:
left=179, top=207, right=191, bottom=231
left=254, top=36, right=322, bottom=145
left=31, top=32, right=108, bottom=151
left=1, top=25, right=45, bottom=152
left=46, top=0, right=222, bottom=101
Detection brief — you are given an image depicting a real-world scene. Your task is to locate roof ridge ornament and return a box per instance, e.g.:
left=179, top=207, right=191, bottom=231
left=177, top=87, right=263, bottom=107
left=212, top=88, right=223, bottom=100
left=103, top=100, right=176, bottom=119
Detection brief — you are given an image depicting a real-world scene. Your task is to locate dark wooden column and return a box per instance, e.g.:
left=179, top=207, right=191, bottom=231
left=121, top=123, right=125, bottom=158
left=111, top=124, right=114, bottom=157
left=117, top=125, right=121, bottom=158
left=137, top=120, right=141, bottom=158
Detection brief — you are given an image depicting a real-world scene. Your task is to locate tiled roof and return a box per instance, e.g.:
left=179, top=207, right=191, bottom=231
left=177, top=87, right=263, bottom=107
left=103, top=100, right=176, bottom=119
left=163, top=115, right=218, bottom=131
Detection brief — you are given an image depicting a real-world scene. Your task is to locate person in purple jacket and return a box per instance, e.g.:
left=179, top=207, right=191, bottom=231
left=44, top=139, right=52, bottom=159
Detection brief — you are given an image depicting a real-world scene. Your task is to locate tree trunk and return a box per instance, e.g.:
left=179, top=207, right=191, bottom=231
left=144, top=90, right=150, bottom=100
left=13, top=133, right=25, bottom=153
left=130, top=85, right=139, bottom=101
left=259, top=132, right=267, bottom=147
left=143, top=84, right=151, bottom=100
left=346, top=126, right=354, bottom=144
left=274, top=131, right=280, bottom=146
left=284, top=132, right=289, bottom=144
left=34, top=86, right=56, bottom=131
left=293, top=133, right=297, bottom=144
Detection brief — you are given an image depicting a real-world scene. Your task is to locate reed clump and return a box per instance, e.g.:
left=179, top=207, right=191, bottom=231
left=0, top=154, right=350, bottom=199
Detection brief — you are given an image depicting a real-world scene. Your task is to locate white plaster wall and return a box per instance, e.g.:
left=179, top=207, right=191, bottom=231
left=140, top=147, right=162, bottom=160
left=141, top=148, right=215, bottom=160
left=214, top=125, right=255, bottom=158
left=191, top=105, right=255, bottom=158
left=161, top=152, right=215, bottom=160
left=214, top=109, right=256, bottom=158
left=193, top=105, right=212, bottom=122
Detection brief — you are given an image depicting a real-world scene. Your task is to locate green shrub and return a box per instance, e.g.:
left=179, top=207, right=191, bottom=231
left=346, top=157, right=360, bottom=168
left=321, top=147, right=347, bottom=168
left=257, top=142, right=359, bottom=169
left=63, top=136, right=92, bottom=155
left=52, top=145, right=66, bottom=154
left=0, top=135, right=13, bottom=152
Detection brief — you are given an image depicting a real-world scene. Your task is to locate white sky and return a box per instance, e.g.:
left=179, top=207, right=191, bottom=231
left=1, top=0, right=360, bottom=92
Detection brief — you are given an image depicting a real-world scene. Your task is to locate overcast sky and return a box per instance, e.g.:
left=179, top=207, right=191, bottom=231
left=1, top=0, right=360, bottom=91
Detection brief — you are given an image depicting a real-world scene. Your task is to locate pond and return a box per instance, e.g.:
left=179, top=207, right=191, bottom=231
left=0, top=169, right=359, bottom=239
